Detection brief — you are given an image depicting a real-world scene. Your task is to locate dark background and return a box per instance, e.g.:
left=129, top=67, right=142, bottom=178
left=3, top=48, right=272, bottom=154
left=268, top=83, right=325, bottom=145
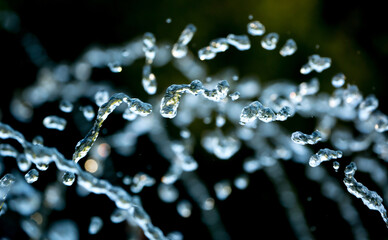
left=0, top=0, right=388, bottom=239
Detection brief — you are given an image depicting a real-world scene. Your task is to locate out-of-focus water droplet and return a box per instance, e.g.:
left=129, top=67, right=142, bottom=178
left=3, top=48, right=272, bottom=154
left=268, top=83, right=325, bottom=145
left=158, top=183, right=179, bottom=203
left=229, top=91, right=240, bottom=101
left=59, top=100, right=73, bottom=113
left=177, top=200, right=192, bottom=218
left=234, top=174, right=249, bottom=190
left=32, top=135, right=44, bottom=145
left=43, top=116, right=67, bottom=131
left=142, top=65, right=157, bottom=95
left=209, top=38, right=229, bottom=53
left=94, top=89, right=109, bottom=107
left=81, top=105, right=95, bottom=121
left=166, top=18, right=172, bottom=24
left=88, top=216, right=103, bottom=235
left=331, top=73, right=346, bottom=88
left=17, top=154, right=31, bottom=172
left=198, top=46, right=216, bottom=61
left=279, top=38, right=297, bottom=56
left=247, top=20, right=265, bottom=36
left=108, top=62, right=122, bottom=73
left=226, top=34, right=251, bottom=51
left=172, top=24, right=196, bottom=58
left=25, top=169, right=39, bottom=184
left=261, top=32, right=279, bottom=50
left=214, top=180, right=232, bottom=200
left=62, top=172, right=75, bottom=186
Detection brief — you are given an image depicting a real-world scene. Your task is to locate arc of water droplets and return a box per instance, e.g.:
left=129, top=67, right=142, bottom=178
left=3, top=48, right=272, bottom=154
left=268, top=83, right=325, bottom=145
left=160, top=80, right=230, bottom=119
left=142, top=32, right=157, bottom=95
left=309, top=148, right=342, bottom=167
left=172, top=24, right=196, bottom=59
left=239, top=101, right=292, bottom=125
left=291, top=130, right=322, bottom=145
left=0, top=122, right=168, bottom=240
left=344, top=162, right=388, bottom=228
left=72, top=93, right=152, bottom=163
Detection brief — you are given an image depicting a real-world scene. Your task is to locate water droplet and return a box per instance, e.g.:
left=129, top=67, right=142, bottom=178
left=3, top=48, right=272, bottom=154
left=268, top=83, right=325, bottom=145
left=62, top=172, right=75, bottom=186
left=59, top=100, right=73, bottom=113
left=43, top=116, right=67, bottom=131
left=226, top=34, right=251, bottom=51
left=261, top=32, right=279, bottom=50
left=209, top=38, right=229, bottom=53
left=331, top=73, right=346, bottom=88
left=88, top=216, right=103, bottom=235
left=229, top=91, right=240, bottom=101
left=94, top=89, right=109, bottom=107
left=177, top=200, right=192, bottom=218
left=279, top=38, right=297, bottom=56
left=157, top=183, right=179, bottom=203
left=214, top=180, right=232, bottom=200
left=107, top=62, right=122, bottom=73
left=198, top=46, right=216, bottom=61
left=25, top=169, right=39, bottom=184
left=333, top=161, right=340, bottom=172
left=166, top=18, right=172, bottom=24
left=247, top=20, right=265, bottom=36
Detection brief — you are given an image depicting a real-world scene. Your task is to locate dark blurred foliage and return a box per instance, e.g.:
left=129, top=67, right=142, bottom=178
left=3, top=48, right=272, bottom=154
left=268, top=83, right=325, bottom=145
left=0, top=0, right=387, bottom=239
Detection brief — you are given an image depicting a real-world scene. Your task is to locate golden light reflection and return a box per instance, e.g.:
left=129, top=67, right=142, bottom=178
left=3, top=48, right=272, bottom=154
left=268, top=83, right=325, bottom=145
left=31, top=212, right=43, bottom=225
left=85, top=159, right=99, bottom=173
left=97, top=143, right=111, bottom=158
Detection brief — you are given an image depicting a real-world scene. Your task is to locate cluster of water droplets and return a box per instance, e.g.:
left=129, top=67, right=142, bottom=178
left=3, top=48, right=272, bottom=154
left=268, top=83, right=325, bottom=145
left=1, top=11, right=388, bottom=240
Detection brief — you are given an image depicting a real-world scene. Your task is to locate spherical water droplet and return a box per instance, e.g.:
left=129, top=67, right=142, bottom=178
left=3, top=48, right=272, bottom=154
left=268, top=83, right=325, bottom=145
left=234, top=174, right=249, bottom=190
left=166, top=18, right=172, bottom=24
left=157, top=183, right=179, bottom=203
left=331, top=73, right=346, bottom=88
left=62, top=172, right=75, bottom=186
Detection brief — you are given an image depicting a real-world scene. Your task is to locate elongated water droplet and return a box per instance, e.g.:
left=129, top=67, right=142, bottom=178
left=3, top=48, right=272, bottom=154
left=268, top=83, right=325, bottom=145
left=43, top=116, right=67, bottom=131
left=333, top=161, right=340, bottom=172
left=226, top=34, right=251, bottom=51
left=88, top=216, right=103, bottom=235
left=25, top=169, right=39, bottom=184
left=209, top=38, right=229, bottom=53
left=142, top=65, right=157, bottom=95
left=291, top=130, right=322, bottom=145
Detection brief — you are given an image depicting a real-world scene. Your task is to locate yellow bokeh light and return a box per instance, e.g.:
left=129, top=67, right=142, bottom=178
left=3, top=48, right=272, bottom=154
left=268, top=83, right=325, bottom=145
left=85, top=159, right=98, bottom=173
